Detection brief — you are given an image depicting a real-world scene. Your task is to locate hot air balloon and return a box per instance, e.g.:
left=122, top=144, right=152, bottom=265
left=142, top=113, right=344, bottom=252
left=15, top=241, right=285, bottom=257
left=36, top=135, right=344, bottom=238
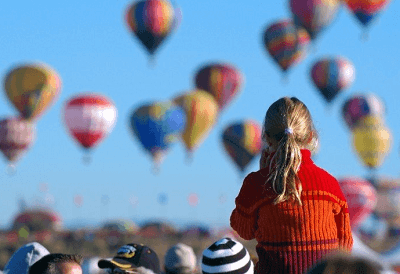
left=125, top=0, right=180, bottom=59
left=173, top=90, right=219, bottom=158
left=63, top=93, right=117, bottom=161
left=4, top=63, right=62, bottom=121
left=372, top=177, right=400, bottom=222
left=0, top=117, right=35, bottom=169
left=352, top=115, right=391, bottom=169
left=194, top=63, right=243, bottom=110
left=290, top=0, right=341, bottom=40
left=263, top=19, right=310, bottom=73
left=129, top=101, right=186, bottom=170
left=222, top=120, right=262, bottom=174
left=343, top=0, right=391, bottom=27
left=311, top=57, right=355, bottom=104
left=338, top=177, right=377, bottom=229
left=342, top=93, right=385, bottom=130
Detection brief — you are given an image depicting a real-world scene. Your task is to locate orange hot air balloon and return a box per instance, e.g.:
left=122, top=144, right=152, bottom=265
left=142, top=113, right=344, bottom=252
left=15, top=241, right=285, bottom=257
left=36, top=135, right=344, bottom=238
left=173, top=90, right=218, bottom=157
left=194, top=63, right=243, bottom=110
left=4, top=63, right=62, bottom=121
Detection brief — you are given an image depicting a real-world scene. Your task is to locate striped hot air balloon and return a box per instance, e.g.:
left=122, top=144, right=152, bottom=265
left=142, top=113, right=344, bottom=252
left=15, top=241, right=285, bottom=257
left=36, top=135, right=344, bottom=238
left=63, top=93, right=117, bottom=160
left=311, top=57, right=355, bottom=104
left=263, top=19, right=310, bottom=73
left=222, top=120, right=262, bottom=174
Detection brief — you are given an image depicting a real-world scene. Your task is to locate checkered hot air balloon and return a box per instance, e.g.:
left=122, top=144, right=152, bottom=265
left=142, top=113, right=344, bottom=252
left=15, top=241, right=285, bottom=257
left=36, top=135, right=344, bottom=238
left=63, top=93, right=117, bottom=161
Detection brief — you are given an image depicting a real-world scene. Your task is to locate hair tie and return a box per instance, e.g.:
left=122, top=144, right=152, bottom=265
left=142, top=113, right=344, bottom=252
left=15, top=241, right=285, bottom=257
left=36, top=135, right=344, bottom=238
left=285, top=128, right=293, bottom=134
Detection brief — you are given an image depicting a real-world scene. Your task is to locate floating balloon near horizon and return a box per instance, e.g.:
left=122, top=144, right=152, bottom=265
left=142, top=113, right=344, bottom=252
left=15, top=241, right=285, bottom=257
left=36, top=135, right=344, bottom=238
left=4, top=63, right=62, bottom=121
left=290, top=0, right=341, bottom=40
left=338, top=177, right=377, bottom=229
left=263, top=19, right=310, bottom=73
left=311, top=57, right=355, bottom=104
left=222, top=120, right=262, bottom=174
left=343, top=0, right=391, bottom=27
left=352, top=116, right=391, bottom=169
left=194, top=63, right=243, bottom=110
left=187, top=193, right=198, bottom=207
left=342, top=93, right=385, bottom=130
left=63, top=93, right=117, bottom=161
left=125, top=0, right=180, bottom=59
left=173, top=90, right=219, bottom=157
left=129, top=101, right=186, bottom=171
left=0, top=117, right=35, bottom=169
left=74, top=195, right=84, bottom=208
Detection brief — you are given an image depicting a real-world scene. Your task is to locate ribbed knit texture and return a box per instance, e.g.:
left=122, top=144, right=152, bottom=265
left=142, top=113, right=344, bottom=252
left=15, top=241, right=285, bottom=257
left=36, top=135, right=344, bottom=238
left=230, top=150, right=353, bottom=274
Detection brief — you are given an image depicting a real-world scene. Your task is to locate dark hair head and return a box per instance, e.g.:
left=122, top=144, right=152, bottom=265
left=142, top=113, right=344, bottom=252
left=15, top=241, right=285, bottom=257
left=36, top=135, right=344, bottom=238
left=307, top=255, right=381, bottom=274
left=29, top=253, right=83, bottom=274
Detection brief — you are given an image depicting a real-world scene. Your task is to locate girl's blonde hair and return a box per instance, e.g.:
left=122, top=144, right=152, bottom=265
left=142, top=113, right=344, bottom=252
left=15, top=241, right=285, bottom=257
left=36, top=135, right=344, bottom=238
left=263, top=97, right=318, bottom=205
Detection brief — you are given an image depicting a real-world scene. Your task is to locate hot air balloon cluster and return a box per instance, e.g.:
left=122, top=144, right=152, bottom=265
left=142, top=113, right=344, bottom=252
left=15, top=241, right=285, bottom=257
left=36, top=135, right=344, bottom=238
left=341, top=93, right=391, bottom=170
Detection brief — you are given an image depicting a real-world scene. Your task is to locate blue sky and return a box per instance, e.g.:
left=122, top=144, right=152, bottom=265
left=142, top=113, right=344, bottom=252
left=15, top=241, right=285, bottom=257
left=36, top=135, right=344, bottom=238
left=0, top=0, right=398, bottom=230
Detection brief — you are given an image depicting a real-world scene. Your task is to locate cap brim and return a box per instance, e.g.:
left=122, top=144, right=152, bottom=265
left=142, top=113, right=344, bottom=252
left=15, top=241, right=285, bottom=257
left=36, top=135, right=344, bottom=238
left=98, top=258, right=134, bottom=269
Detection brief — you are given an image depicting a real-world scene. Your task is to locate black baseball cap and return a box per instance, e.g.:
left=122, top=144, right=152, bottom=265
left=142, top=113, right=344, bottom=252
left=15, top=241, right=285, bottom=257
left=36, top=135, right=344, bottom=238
left=98, top=243, right=161, bottom=274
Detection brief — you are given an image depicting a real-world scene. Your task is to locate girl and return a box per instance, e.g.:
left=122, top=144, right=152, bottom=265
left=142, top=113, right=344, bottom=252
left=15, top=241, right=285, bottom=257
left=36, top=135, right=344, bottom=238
left=230, top=97, right=353, bottom=274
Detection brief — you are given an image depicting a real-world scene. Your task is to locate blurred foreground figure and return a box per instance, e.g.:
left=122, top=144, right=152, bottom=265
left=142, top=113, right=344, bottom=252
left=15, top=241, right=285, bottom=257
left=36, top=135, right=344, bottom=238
left=164, top=243, right=197, bottom=274
left=29, top=254, right=83, bottom=274
left=201, top=238, right=254, bottom=274
left=307, top=254, right=387, bottom=274
left=98, top=243, right=160, bottom=274
left=4, top=242, right=49, bottom=274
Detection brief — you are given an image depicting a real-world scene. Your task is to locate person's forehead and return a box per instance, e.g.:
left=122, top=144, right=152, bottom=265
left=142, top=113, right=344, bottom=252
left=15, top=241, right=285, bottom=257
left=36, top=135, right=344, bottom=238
left=56, top=262, right=82, bottom=274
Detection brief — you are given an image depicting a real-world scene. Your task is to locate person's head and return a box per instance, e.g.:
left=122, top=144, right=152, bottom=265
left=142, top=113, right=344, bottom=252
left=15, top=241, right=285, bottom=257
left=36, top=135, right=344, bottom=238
left=4, top=242, right=50, bottom=274
left=28, top=253, right=83, bottom=274
left=98, top=243, right=160, bottom=274
left=201, top=238, right=253, bottom=274
left=262, top=96, right=318, bottom=205
left=307, top=255, right=381, bottom=274
left=164, top=243, right=196, bottom=274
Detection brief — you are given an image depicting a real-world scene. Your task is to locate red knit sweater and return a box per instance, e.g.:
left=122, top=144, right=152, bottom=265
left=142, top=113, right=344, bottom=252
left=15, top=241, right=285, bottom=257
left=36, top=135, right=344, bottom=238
left=230, top=150, right=353, bottom=274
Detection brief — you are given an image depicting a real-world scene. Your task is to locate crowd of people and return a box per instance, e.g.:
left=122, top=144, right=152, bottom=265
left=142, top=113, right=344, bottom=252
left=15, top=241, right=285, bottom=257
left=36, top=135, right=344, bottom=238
left=2, top=97, right=397, bottom=273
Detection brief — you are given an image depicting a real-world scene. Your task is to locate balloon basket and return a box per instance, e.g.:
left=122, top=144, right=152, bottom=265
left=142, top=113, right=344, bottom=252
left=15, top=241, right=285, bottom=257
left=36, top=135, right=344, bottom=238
left=82, top=154, right=92, bottom=165
left=185, top=152, right=193, bottom=165
left=148, top=55, right=156, bottom=68
left=6, top=164, right=16, bottom=176
left=151, top=164, right=161, bottom=175
left=360, top=30, right=370, bottom=42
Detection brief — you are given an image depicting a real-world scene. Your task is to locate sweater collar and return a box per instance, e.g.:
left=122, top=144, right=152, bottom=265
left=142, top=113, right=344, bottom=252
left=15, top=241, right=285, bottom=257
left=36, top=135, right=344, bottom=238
left=260, top=149, right=313, bottom=175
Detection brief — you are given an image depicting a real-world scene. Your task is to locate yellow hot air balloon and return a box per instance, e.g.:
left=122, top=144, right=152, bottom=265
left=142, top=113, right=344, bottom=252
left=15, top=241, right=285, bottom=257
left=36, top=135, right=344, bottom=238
left=353, top=115, right=391, bottom=169
left=173, top=90, right=218, bottom=157
left=4, top=63, right=62, bottom=121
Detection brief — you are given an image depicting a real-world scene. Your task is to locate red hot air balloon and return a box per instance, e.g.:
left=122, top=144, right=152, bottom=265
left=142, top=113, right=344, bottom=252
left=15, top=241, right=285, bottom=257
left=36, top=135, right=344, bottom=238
left=0, top=117, right=35, bottom=169
left=194, top=63, right=243, bottom=111
left=338, top=177, right=377, bottom=229
left=63, top=93, right=117, bottom=161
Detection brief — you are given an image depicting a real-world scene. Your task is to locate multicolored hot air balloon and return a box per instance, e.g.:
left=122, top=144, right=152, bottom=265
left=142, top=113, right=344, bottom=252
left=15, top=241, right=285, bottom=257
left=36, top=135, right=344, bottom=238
left=372, top=177, right=400, bottom=222
left=125, top=0, right=180, bottom=58
left=338, top=177, right=377, bottom=229
left=129, top=101, right=186, bottom=169
left=4, top=63, right=62, bottom=121
left=343, top=0, right=391, bottom=27
left=311, top=57, right=355, bottom=104
left=222, top=120, right=262, bottom=174
left=194, top=63, right=243, bottom=110
left=0, top=117, right=35, bottom=167
left=263, top=19, right=310, bottom=73
left=63, top=93, right=117, bottom=160
left=290, top=0, right=341, bottom=40
left=173, top=90, right=218, bottom=157
left=342, top=93, right=385, bottom=130
left=352, top=115, right=391, bottom=169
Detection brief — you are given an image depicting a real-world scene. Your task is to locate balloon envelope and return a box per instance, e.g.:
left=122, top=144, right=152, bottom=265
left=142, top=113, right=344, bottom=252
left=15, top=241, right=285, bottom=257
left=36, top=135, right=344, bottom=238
left=4, top=63, right=62, bottom=120
left=173, top=90, right=218, bottom=154
left=343, top=0, right=391, bottom=26
left=125, top=0, right=178, bottom=56
left=0, top=117, right=35, bottom=164
left=342, top=93, right=385, bottom=130
left=290, top=0, right=341, bottom=39
left=338, top=177, right=377, bottom=229
left=222, top=120, right=262, bottom=172
left=195, top=63, right=243, bottom=110
left=311, top=57, right=355, bottom=103
left=352, top=116, right=391, bottom=169
left=263, top=19, right=310, bottom=72
left=129, top=101, right=186, bottom=165
left=63, top=93, right=117, bottom=150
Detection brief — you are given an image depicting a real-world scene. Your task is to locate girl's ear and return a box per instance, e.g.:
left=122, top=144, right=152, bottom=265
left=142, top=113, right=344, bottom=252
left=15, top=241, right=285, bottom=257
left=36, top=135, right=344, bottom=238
left=307, top=131, right=313, bottom=144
